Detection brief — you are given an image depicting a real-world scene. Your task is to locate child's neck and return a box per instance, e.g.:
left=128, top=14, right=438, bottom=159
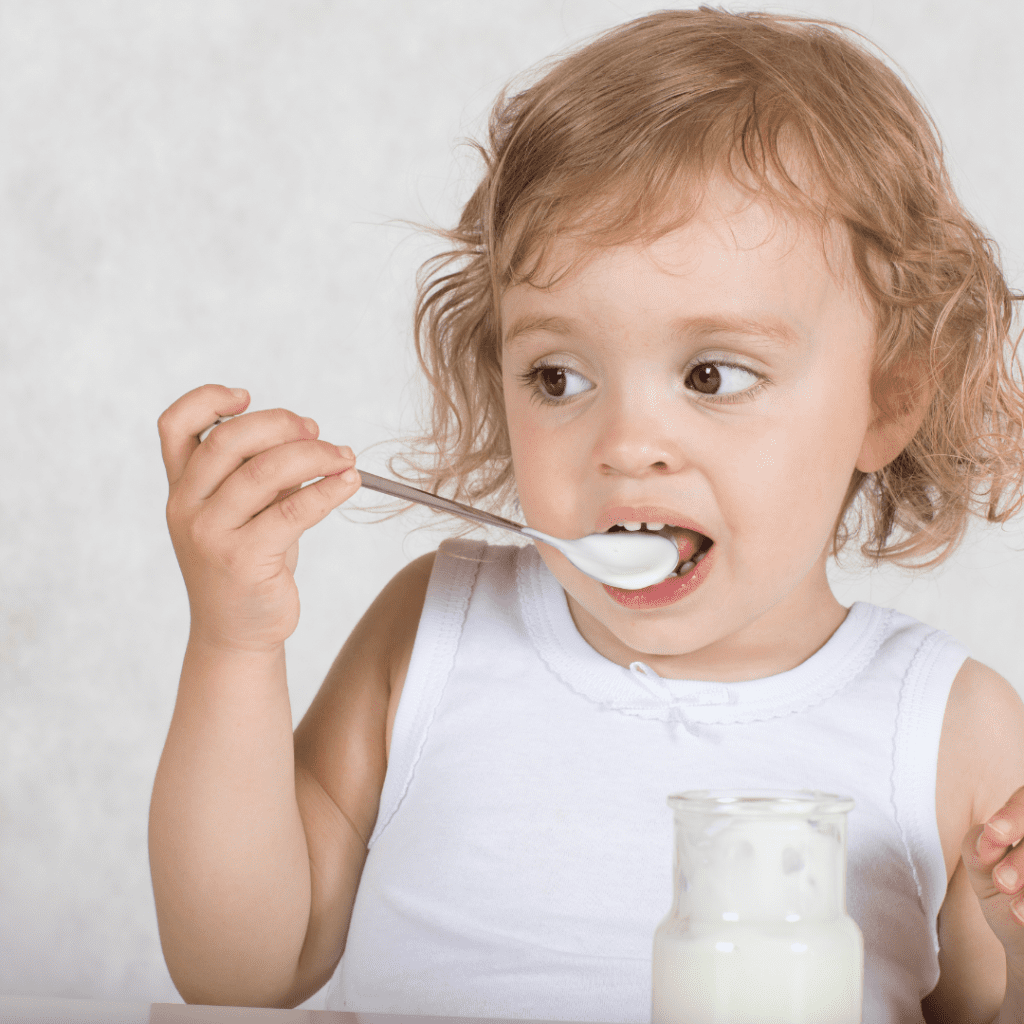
left=565, top=563, right=847, bottom=682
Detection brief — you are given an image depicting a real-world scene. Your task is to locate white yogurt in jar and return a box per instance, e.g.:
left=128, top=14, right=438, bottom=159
left=652, top=791, right=863, bottom=1024
left=652, top=920, right=863, bottom=1023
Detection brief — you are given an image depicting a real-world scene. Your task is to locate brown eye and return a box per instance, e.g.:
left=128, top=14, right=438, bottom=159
left=522, top=364, right=593, bottom=401
left=689, top=364, right=721, bottom=394
left=538, top=367, right=568, bottom=397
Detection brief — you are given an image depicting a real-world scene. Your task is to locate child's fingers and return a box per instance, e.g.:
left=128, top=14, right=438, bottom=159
left=962, top=786, right=1024, bottom=899
left=198, top=416, right=235, bottom=444
left=176, top=406, right=326, bottom=505
left=198, top=438, right=356, bottom=534
left=158, top=384, right=250, bottom=485
left=243, top=467, right=362, bottom=556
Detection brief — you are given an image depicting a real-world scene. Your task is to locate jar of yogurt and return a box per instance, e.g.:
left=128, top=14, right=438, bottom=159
left=652, top=790, right=863, bottom=1023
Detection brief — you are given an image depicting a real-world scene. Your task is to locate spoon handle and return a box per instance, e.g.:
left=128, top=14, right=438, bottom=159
left=198, top=416, right=530, bottom=538
left=357, top=471, right=527, bottom=536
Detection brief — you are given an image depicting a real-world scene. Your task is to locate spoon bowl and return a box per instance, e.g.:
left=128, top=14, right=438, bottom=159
left=522, top=527, right=679, bottom=590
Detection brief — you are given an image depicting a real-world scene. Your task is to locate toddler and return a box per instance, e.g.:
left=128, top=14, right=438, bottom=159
left=151, top=9, right=1024, bottom=1023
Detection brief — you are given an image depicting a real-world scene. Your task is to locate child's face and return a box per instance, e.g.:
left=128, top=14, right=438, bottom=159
left=500, top=177, right=879, bottom=680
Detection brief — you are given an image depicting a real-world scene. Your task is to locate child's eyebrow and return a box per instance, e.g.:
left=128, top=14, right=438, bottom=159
left=671, top=314, right=801, bottom=350
left=503, top=313, right=800, bottom=349
left=503, top=314, right=575, bottom=348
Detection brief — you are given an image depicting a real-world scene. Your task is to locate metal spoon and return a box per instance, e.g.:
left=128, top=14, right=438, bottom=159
left=357, top=472, right=679, bottom=591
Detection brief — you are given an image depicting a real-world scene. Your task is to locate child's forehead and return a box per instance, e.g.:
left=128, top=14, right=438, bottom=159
left=506, top=178, right=863, bottom=306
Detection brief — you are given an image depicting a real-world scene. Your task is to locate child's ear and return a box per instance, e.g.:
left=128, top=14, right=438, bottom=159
left=855, top=358, right=934, bottom=473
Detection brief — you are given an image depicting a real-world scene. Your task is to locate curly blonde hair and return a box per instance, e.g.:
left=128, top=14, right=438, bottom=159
left=394, top=6, right=1024, bottom=569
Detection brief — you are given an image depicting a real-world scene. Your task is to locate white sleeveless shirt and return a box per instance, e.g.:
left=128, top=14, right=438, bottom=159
left=325, top=539, right=968, bottom=1023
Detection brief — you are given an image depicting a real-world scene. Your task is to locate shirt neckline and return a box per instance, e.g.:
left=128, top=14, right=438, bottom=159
left=515, top=542, right=889, bottom=725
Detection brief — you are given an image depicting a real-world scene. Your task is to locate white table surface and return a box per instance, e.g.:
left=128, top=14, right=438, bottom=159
left=0, top=995, right=593, bottom=1024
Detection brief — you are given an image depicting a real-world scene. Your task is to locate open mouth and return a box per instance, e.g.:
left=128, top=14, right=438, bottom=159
left=604, top=522, right=715, bottom=579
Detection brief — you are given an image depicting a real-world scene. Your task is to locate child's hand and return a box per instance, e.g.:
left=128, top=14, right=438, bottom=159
left=962, top=786, right=1024, bottom=970
left=158, top=384, right=360, bottom=652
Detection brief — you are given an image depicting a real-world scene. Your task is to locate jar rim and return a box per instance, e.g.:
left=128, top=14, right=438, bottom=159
left=667, top=789, right=854, bottom=815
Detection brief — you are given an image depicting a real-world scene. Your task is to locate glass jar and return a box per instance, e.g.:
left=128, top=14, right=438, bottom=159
left=652, top=790, right=863, bottom=1024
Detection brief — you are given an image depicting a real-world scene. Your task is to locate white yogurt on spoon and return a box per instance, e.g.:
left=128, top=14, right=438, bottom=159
left=522, top=527, right=682, bottom=590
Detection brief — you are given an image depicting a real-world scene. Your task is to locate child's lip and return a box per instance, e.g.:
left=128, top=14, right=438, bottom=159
left=592, top=505, right=713, bottom=541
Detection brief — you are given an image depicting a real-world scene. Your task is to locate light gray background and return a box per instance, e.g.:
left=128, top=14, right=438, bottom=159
left=1, top=0, right=1021, bottom=1011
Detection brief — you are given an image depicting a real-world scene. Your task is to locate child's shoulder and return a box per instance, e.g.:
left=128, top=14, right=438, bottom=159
left=939, top=658, right=1024, bottom=864
left=926, top=657, right=1024, bottom=1015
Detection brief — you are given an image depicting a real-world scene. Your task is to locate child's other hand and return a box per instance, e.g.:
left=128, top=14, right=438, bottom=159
left=158, top=384, right=361, bottom=652
left=962, top=786, right=1024, bottom=969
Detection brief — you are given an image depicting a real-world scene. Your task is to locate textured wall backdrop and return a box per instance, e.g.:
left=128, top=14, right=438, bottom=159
left=0, top=0, right=1021, bottom=1011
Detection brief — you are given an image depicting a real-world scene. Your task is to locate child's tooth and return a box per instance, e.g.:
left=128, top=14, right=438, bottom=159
left=678, top=559, right=696, bottom=574
left=693, top=551, right=707, bottom=563
left=624, top=522, right=641, bottom=531
left=646, top=522, right=665, bottom=531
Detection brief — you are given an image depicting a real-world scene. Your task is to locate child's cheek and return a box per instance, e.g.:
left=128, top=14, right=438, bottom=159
left=515, top=438, right=580, bottom=529
left=505, top=410, right=563, bottom=517
left=749, top=434, right=781, bottom=477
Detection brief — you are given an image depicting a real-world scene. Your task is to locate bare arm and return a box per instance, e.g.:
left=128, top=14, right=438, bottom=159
left=149, top=639, right=313, bottom=1006
left=150, top=550, right=435, bottom=1008
left=149, top=384, right=362, bottom=1007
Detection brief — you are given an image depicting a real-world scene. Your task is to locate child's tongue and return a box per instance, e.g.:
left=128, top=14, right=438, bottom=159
left=671, top=528, right=704, bottom=564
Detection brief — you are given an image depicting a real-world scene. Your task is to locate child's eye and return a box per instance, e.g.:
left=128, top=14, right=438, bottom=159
left=520, top=364, right=594, bottom=403
left=685, top=361, right=764, bottom=403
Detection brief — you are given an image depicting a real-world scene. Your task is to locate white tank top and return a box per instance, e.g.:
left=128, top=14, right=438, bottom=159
left=325, top=538, right=968, bottom=1023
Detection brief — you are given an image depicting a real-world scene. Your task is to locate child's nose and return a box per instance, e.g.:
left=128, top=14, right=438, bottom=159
left=592, top=392, right=685, bottom=478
